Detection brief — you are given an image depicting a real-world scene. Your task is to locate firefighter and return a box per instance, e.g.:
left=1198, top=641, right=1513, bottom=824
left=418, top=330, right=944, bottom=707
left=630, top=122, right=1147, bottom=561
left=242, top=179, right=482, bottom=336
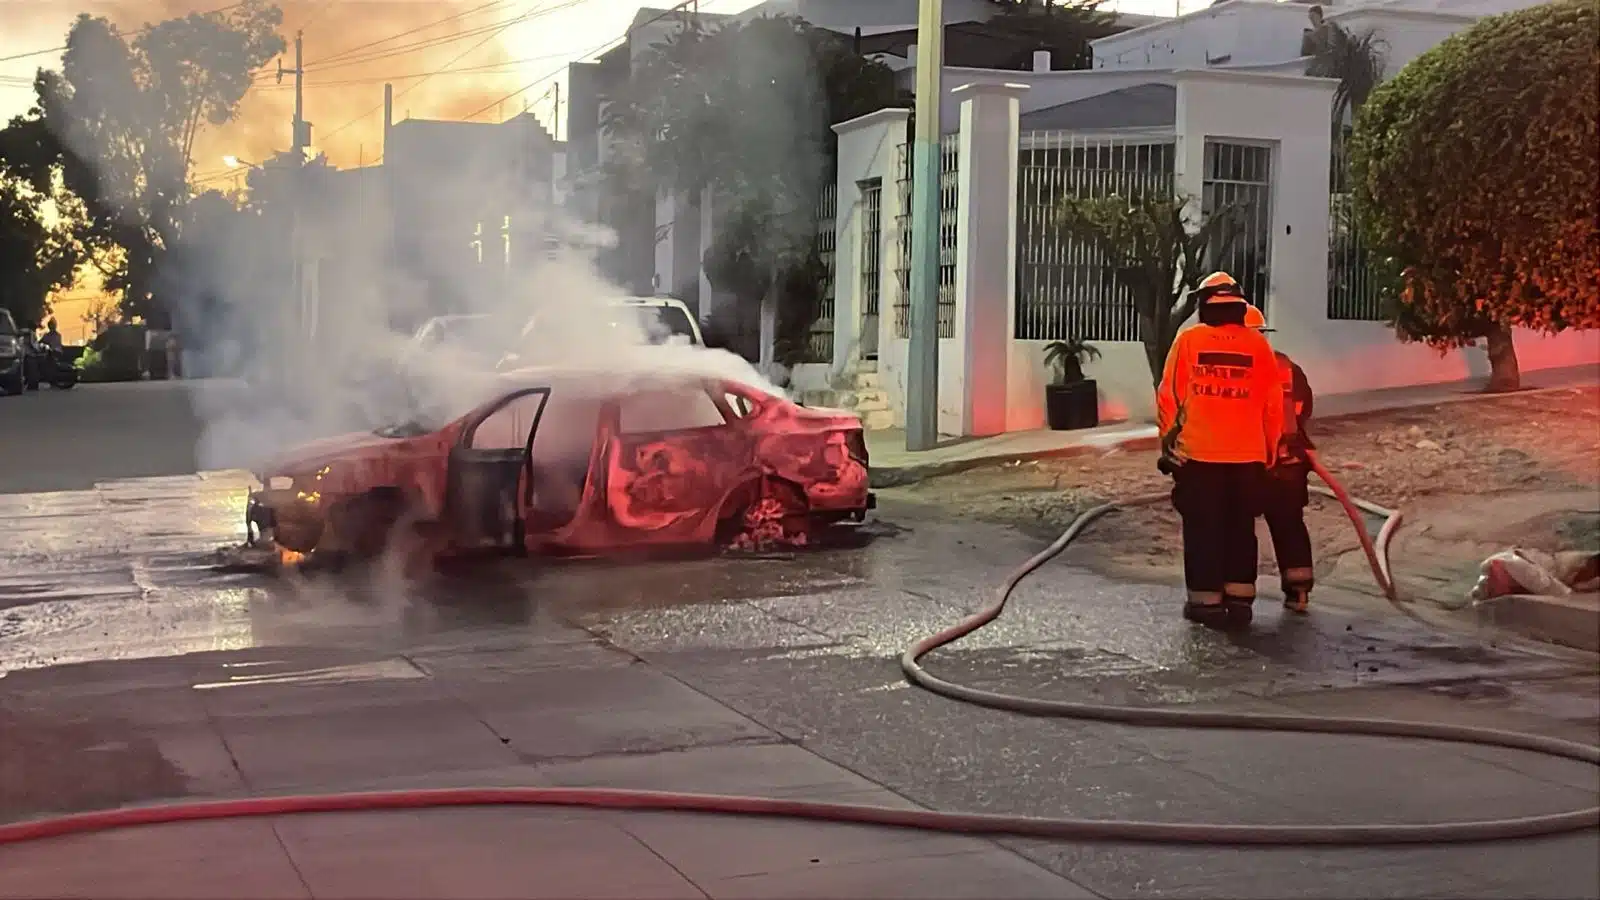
left=1156, top=272, right=1284, bottom=627
left=1244, top=304, right=1317, bottom=613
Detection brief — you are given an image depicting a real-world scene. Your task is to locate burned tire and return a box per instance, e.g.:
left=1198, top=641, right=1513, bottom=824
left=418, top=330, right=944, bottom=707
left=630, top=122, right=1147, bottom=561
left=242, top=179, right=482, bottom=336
left=273, top=513, right=324, bottom=555
left=325, top=489, right=406, bottom=559
left=719, top=477, right=810, bottom=551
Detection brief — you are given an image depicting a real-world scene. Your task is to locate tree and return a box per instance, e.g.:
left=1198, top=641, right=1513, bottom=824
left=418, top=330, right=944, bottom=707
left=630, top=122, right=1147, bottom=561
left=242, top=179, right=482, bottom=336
left=13, top=4, right=284, bottom=328
left=0, top=116, right=83, bottom=328
left=1349, top=0, right=1599, bottom=392
left=1305, top=19, right=1387, bottom=130
left=604, top=15, right=904, bottom=365
left=982, top=0, right=1116, bottom=70
left=1055, top=193, right=1243, bottom=386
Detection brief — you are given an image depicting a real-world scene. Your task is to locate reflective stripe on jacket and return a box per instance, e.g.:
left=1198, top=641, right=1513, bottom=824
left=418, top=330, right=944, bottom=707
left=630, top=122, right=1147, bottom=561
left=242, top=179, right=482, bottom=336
left=1156, top=323, right=1284, bottom=465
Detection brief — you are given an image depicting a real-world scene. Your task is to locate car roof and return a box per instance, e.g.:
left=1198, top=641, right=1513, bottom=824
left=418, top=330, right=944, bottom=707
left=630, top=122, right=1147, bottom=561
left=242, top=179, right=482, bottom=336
left=489, top=358, right=780, bottom=399
left=614, top=296, right=689, bottom=308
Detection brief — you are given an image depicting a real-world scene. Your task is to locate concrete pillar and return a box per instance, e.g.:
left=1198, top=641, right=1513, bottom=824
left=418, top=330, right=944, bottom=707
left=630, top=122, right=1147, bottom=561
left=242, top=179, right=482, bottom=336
left=698, top=187, right=716, bottom=320
left=831, top=108, right=911, bottom=378
left=653, top=188, right=674, bottom=295
left=952, top=82, right=1027, bottom=437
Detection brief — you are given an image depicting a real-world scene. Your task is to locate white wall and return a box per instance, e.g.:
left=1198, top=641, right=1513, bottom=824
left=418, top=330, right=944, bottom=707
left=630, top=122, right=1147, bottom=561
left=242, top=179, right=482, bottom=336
left=910, top=67, right=1180, bottom=127
left=831, top=108, right=910, bottom=377
left=743, top=0, right=996, bottom=30
left=1324, top=7, right=1482, bottom=74
left=1092, top=1, right=1314, bottom=70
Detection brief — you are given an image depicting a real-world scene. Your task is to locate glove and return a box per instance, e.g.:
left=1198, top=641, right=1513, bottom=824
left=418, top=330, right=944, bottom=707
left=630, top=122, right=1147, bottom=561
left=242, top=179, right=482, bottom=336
left=1157, top=455, right=1180, bottom=476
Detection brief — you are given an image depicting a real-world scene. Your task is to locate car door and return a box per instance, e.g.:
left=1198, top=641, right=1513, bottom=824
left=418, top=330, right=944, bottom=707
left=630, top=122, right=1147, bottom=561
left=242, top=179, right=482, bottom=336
left=603, top=382, right=751, bottom=542
left=444, top=387, right=550, bottom=550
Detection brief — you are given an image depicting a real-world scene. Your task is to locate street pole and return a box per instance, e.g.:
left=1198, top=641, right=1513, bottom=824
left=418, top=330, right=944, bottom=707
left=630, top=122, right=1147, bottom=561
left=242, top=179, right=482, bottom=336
left=906, top=0, right=944, bottom=451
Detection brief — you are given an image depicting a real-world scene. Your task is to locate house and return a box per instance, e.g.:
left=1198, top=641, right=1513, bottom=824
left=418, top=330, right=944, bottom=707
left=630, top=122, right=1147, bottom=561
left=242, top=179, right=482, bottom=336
left=289, top=109, right=560, bottom=343
left=560, top=0, right=1168, bottom=322
left=799, top=0, right=1596, bottom=436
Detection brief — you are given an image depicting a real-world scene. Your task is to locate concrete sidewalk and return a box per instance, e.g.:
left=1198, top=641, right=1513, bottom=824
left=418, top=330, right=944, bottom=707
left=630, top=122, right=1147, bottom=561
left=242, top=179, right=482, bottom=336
left=0, top=640, right=1090, bottom=900
left=867, top=364, right=1598, bottom=486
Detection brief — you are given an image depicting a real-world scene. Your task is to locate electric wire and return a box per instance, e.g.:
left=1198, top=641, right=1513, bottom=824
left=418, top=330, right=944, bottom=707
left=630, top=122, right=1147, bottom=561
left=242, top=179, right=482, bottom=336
left=298, top=0, right=508, bottom=69
left=458, top=0, right=726, bottom=123
left=313, top=0, right=593, bottom=149
left=0, top=1, right=250, bottom=65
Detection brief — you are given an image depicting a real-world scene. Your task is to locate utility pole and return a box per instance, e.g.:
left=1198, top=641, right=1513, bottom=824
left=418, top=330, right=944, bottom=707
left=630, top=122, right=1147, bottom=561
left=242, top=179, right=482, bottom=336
left=277, top=31, right=311, bottom=350
left=280, top=31, right=308, bottom=157
left=906, top=0, right=944, bottom=451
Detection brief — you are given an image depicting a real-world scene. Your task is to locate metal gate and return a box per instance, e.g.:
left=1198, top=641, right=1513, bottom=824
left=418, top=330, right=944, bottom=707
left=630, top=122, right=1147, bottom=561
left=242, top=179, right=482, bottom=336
left=1201, top=140, right=1275, bottom=313
left=859, top=180, right=883, bottom=359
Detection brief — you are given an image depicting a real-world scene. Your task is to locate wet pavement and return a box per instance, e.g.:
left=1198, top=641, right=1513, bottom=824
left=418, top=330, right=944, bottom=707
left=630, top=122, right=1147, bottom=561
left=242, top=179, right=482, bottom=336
left=0, top=467, right=1596, bottom=898
left=2, top=382, right=1598, bottom=897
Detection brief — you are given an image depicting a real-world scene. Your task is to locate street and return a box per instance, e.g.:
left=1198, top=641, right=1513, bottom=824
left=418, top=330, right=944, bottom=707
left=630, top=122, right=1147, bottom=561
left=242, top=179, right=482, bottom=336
left=1, top=381, right=1597, bottom=899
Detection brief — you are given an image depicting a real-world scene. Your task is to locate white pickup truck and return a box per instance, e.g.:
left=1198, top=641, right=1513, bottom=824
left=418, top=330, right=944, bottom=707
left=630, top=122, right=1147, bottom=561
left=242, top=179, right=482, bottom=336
left=495, top=296, right=703, bottom=372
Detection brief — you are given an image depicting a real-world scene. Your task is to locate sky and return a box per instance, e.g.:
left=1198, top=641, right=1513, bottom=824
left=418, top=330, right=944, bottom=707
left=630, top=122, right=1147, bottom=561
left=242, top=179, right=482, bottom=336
left=1, top=0, right=1185, bottom=339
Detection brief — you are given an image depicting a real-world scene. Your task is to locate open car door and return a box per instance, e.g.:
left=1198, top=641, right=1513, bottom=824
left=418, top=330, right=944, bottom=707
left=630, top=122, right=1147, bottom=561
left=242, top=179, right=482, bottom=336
left=444, top=387, right=550, bottom=551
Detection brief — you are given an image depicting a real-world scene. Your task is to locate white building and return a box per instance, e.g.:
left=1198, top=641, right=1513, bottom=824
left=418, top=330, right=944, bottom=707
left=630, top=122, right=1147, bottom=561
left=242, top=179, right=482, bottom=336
left=801, top=0, right=1597, bottom=435
left=571, top=0, right=1597, bottom=435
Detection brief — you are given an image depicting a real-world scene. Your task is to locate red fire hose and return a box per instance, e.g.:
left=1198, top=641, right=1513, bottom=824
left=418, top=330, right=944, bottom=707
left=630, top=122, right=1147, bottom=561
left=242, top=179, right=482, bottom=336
left=1, top=468, right=1595, bottom=851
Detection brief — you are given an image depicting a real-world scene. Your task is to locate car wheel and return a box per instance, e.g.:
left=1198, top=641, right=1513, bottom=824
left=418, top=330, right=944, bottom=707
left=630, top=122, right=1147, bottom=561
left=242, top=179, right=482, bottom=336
left=1, top=369, right=22, bottom=395
left=722, top=478, right=810, bottom=551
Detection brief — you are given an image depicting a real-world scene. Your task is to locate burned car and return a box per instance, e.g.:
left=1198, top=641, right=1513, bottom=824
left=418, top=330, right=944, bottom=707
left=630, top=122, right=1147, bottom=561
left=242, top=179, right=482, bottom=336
left=245, top=363, right=873, bottom=565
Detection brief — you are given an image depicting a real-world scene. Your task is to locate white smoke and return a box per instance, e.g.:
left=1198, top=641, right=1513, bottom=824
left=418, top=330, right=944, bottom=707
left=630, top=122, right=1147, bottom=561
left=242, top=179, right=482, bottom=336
left=43, top=10, right=836, bottom=477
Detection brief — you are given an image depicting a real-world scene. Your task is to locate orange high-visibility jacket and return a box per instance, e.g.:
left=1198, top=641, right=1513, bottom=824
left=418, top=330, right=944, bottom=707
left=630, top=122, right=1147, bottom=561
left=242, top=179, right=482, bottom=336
left=1157, top=323, right=1284, bottom=465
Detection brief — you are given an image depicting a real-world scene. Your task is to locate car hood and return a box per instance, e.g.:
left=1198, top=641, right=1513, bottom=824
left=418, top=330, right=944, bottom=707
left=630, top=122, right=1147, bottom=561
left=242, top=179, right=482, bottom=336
left=260, top=431, right=411, bottom=477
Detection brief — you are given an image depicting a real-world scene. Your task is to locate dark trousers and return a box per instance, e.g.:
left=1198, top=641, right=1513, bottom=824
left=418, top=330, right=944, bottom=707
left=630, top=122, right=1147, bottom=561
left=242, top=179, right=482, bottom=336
left=1263, top=464, right=1315, bottom=594
left=1172, top=461, right=1263, bottom=605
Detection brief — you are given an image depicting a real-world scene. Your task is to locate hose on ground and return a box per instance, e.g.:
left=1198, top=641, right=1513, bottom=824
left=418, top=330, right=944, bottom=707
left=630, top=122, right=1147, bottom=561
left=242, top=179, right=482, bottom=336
left=0, top=468, right=1595, bottom=851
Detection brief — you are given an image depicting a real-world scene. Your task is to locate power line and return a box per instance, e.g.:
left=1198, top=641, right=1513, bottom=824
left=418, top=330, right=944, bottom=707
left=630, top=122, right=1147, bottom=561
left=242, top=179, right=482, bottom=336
left=0, top=1, right=250, bottom=65
left=300, top=0, right=507, bottom=69
left=458, top=0, right=721, bottom=124
left=315, top=0, right=589, bottom=148
left=289, top=9, right=541, bottom=75
left=308, top=0, right=585, bottom=148
left=251, top=53, right=574, bottom=90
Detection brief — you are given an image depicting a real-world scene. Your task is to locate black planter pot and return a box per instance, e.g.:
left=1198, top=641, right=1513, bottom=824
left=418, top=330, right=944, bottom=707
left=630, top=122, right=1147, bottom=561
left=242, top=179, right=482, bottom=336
left=1045, top=379, right=1099, bottom=431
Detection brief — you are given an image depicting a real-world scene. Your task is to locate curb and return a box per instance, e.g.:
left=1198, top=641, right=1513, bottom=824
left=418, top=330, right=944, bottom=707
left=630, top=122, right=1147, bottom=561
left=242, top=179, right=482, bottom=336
left=1473, top=592, right=1600, bottom=655
left=869, top=434, right=1161, bottom=489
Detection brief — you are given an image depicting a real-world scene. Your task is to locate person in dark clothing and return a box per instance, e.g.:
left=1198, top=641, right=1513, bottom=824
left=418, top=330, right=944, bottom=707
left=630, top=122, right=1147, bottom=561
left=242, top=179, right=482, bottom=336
left=40, top=318, right=64, bottom=351
left=1244, top=304, right=1317, bottom=613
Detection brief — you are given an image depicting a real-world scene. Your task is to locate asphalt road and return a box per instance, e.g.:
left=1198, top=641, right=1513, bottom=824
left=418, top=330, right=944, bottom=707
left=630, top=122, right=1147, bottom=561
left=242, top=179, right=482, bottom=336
left=0, top=380, right=204, bottom=494
left=0, top=379, right=1597, bottom=898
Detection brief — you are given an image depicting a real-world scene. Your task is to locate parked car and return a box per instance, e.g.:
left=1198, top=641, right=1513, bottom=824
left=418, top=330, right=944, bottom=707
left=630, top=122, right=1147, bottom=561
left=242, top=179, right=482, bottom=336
left=245, top=361, right=873, bottom=566
left=0, top=310, right=24, bottom=395
left=495, top=297, right=704, bottom=372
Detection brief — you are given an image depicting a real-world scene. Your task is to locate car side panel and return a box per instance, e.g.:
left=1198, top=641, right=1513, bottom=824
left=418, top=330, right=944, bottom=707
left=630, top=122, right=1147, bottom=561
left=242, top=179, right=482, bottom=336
left=601, top=422, right=758, bottom=542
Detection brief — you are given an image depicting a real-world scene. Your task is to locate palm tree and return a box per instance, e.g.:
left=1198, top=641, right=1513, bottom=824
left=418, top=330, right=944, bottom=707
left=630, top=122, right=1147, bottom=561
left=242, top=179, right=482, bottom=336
left=1305, top=19, right=1388, bottom=129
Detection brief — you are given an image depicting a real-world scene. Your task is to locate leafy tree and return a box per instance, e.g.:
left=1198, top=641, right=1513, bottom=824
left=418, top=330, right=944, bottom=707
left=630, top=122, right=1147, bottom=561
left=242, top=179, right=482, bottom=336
left=0, top=116, right=84, bottom=328
left=605, top=14, right=904, bottom=365
left=1055, top=193, right=1243, bottom=386
left=1349, top=0, right=1599, bottom=392
left=12, top=3, right=284, bottom=328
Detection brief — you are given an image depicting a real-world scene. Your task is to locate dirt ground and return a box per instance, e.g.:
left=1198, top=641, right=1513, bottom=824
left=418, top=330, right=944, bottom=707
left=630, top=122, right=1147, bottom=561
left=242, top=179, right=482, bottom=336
left=887, top=387, right=1600, bottom=599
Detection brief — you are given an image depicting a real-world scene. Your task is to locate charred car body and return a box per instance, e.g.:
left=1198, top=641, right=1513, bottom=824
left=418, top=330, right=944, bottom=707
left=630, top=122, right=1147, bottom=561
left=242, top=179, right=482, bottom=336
left=246, top=363, right=873, bottom=565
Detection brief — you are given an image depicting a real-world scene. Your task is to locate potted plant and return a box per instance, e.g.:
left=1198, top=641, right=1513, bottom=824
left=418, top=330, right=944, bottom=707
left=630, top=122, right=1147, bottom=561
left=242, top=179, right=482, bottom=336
left=1042, top=338, right=1101, bottom=430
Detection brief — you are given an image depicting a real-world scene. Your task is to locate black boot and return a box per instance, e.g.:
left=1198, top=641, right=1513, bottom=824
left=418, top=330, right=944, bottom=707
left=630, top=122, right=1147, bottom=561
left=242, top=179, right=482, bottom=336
left=1183, top=591, right=1229, bottom=626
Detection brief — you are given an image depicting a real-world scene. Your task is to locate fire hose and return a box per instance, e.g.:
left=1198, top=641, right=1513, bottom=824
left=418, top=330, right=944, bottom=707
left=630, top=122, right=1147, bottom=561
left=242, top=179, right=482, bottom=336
left=1, top=462, right=1596, bottom=853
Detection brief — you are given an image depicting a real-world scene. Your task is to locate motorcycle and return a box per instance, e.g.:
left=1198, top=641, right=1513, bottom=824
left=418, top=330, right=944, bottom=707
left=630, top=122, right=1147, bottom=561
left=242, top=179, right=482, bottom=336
left=23, top=335, right=78, bottom=390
